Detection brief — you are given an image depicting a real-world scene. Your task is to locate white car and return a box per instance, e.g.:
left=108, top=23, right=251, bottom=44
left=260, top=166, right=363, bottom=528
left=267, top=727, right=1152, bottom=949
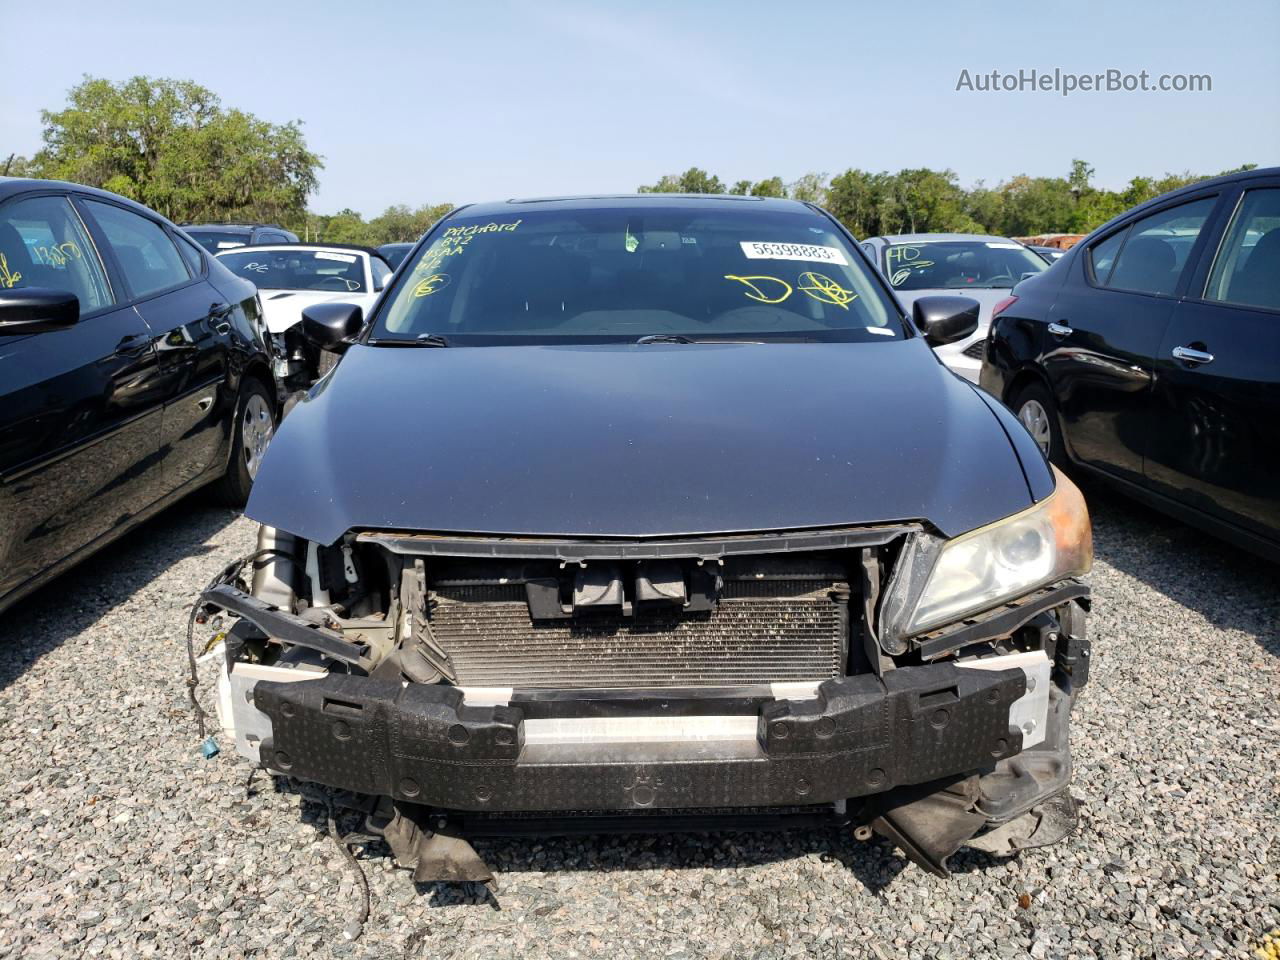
left=216, top=244, right=393, bottom=390
left=860, top=233, right=1050, bottom=383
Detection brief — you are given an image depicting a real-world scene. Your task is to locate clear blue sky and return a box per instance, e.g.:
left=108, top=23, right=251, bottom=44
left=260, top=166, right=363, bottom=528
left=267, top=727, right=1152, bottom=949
left=2, top=0, right=1276, bottom=217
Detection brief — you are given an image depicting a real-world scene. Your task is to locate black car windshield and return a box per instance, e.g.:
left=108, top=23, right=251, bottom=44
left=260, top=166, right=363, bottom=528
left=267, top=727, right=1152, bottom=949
left=377, top=243, right=414, bottom=269
left=217, top=248, right=368, bottom=292
left=885, top=240, right=1047, bottom=290
left=187, top=230, right=251, bottom=253
left=374, top=206, right=900, bottom=344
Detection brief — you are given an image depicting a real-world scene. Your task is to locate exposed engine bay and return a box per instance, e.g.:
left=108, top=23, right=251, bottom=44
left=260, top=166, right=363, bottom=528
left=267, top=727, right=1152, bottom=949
left=197, top=521, right=1091, bottom=888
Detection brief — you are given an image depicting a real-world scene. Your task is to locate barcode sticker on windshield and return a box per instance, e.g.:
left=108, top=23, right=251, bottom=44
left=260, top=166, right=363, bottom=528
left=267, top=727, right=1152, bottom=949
left=315, top=252, right=358, bottom=263
left=740, top=241, right=848, bottom=266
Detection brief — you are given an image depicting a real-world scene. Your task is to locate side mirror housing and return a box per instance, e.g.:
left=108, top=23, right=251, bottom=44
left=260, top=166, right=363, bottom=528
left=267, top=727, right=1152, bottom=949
left=301, top=302, right=364, bottom=352
left=912, top=295, right=980, bottom=346
left=0, top=288, right=80, bottom=335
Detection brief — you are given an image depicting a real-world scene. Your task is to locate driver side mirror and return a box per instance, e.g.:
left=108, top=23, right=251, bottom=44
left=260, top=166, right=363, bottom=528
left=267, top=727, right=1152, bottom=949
left=912, top=296, right=980, bottom=346
left=0, top=288, right=80, bottom=335
left=301, top=302, right=364, bottom=353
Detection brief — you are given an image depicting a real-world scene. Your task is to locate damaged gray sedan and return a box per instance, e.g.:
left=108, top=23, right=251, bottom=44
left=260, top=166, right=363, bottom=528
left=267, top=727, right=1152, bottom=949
left=198, top=195, right=1093, bottom=886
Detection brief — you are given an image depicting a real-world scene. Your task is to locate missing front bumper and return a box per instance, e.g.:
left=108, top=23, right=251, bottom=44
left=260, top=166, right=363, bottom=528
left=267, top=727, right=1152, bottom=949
left=251, top=662, right=1026, bottom=812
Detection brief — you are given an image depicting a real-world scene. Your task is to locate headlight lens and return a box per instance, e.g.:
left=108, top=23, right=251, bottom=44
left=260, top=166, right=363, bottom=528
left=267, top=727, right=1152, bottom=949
left=898, top=467, right=1092, bottom=636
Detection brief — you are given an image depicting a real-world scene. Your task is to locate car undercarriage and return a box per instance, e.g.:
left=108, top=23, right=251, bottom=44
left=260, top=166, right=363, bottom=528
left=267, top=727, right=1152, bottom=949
left=200, top=520, right=1090, bottom=888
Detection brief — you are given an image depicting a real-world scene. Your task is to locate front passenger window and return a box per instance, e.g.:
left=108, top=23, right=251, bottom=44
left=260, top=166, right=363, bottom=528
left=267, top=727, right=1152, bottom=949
left=1103, top=197, right=1216, bottom=297
left=1205, top=188, right=1280, bottom=311
left=0, top=195, right=114, bottom=311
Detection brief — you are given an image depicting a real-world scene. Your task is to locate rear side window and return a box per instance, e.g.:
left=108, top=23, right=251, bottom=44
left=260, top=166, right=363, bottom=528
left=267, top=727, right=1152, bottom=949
left=84, top=200, right=191, bottom=299
left=176, top=232, right=205, bottom=275
left=1103, top=197, right=1216, bottom=296
left=1204, top=188, right=1280, bottom=311
left=0, top=194, right=113, bottom=311
left=1088, top=229, right=1127, bottom=285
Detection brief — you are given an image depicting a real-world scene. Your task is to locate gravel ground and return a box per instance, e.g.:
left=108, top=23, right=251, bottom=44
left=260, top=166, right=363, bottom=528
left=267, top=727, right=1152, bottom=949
left=0, top=484, right=1276, bottom=959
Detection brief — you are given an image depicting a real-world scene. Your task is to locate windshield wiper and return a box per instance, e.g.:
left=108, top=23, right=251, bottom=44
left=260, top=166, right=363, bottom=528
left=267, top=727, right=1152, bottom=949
left=367, top=333, right=451, bottom=347
left=634, top=334, right=771, bottom=345
left=635, top=334, right=695, bottom=344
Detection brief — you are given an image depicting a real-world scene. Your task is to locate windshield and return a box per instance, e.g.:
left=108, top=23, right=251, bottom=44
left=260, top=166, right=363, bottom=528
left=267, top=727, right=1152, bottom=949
left=217, top=248, right=368, bottom=292
left=187, top=230, right=250, bottom=253
left=374, top=207, right=899, bottom=344
left=378, top=243, right=414, bottom=269
left=884, top=240, right=1047, bottom=290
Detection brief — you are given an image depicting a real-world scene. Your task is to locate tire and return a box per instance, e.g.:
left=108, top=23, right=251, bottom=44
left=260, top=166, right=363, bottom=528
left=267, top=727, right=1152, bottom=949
left=212, top=377, right=277, bottom=507
left=1010, top=381, right=1066, bottom=467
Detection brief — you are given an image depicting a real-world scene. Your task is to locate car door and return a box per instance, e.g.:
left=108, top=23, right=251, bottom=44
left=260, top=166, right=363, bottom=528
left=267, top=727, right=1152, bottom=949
left=0, top=192, right=163, bottom=603
left=1144, top=179, right=1280, bottom=544
left=79, top=198, right=235, bottom=491
left=1044, top=193, right=1222, bottom=483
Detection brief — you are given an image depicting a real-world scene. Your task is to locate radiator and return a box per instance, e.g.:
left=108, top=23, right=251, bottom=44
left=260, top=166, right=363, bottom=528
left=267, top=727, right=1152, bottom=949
left=428, top=569, right=849, bottom=689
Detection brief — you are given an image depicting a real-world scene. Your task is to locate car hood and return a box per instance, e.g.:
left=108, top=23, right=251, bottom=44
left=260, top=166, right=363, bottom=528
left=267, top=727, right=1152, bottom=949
left=891, top=287, right=1013, bottom=332
left=247, top=340, right=1040, bottom=544
left=257, top=289, right=373, bottom=333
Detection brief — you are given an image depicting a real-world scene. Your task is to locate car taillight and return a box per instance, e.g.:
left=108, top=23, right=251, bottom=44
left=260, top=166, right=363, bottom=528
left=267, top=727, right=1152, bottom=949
left=991, top=295, right=1018, bottom=319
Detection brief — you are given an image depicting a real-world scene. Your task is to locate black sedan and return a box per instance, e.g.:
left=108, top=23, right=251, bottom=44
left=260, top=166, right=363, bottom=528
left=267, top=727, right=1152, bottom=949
left=982, top=166, right=1280, bottom=562
left=0, top=179, right=278, bottom=614
left=202, top=194, right=1094, bottom=885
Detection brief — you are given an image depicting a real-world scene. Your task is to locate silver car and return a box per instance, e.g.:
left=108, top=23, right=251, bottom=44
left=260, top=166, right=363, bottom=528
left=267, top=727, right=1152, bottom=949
left=860, top=233, right=1050, bottom=382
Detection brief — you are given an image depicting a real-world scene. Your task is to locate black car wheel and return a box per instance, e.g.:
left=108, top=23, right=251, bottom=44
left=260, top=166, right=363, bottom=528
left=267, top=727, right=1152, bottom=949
left=213, top=377, right=277, bottom=507
left=1011, top=381, right=1066, bottom=466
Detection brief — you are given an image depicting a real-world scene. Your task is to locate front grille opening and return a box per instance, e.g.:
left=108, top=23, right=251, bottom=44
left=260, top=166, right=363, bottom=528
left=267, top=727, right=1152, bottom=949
left=426, top=554, right=854, bottom=688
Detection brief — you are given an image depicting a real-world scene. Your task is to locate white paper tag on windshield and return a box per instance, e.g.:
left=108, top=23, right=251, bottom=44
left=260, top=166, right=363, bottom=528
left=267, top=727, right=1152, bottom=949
left=216, top=241, right=246, bottom=249
left=315, top=251, right=358, bottom=263
left=740, top=241, right=848, bottom=266
left=985, top=242, right=1022, bottom=249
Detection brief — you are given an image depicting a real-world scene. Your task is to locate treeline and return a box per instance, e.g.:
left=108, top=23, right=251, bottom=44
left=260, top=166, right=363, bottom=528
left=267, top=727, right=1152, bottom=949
left=638, top=161, right=1257, bottom=238
left=5, top=76, right=1256, bottom=248
left=4, top=76, right=450, bottom=246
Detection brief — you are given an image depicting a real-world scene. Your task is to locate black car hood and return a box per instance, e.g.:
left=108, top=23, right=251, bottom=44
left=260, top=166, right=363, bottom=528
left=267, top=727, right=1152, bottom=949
left=247, top=340, right=1041, bottom=544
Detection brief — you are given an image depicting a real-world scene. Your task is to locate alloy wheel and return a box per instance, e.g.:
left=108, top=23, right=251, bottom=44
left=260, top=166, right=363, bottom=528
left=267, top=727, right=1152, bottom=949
left=1017, top=398, right=1053, bottom=456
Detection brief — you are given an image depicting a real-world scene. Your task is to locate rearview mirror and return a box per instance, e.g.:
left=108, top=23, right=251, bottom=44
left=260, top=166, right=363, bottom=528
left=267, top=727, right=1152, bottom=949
left=0, top=288, right=80, bottom=335
left=912, top=296, right=980, bottom=346
left=301, top=302, right=364, bottom=352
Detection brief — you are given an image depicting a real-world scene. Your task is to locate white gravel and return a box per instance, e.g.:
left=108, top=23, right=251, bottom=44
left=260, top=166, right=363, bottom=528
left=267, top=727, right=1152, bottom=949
left=0, top=485, right=1276, bottom=959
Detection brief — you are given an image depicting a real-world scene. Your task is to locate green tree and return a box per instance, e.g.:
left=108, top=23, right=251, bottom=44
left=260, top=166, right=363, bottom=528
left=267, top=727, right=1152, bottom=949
left=786, top=172, right=829, bottom=206
left=638, top=167, right=725, bottom=194
left=32, top=75, right=322, bottom=224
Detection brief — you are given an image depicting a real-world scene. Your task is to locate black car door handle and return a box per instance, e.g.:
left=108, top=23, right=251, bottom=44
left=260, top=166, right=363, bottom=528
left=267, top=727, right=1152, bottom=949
left=1047, top=321, right=1072, bottom=337
left=1172, top=345, right=1214, bottom=365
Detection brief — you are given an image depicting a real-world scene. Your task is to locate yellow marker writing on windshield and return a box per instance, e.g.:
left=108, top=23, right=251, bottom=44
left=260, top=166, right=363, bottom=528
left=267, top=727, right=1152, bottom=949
left=723, top=274, right=792, bottom=304
left=798, top=272, right=858, bottom=310
left=413, top=273, right=451, bottom=298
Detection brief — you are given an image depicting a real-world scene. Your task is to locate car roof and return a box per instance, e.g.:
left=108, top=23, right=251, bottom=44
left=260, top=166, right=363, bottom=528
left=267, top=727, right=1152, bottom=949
left=453, top=193, right=812, bottom=218
left=214, top=243, right=391, bottom=266
left=0, top=177, right=180, bottom=218
left=875, top=232, right=1024, bottom=244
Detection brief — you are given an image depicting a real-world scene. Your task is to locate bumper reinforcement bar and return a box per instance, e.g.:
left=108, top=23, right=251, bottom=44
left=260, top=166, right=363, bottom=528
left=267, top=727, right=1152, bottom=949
left=255, top=662, right=1026, bottom=811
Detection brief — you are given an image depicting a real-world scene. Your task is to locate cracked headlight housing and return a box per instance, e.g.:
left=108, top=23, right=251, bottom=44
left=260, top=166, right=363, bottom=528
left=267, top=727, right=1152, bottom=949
left=881, top=467, right=1092, bottom=647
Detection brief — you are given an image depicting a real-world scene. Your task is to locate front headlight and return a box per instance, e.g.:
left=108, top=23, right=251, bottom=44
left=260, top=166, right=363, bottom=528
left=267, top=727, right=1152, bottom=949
left=882, top=467, right=1092, bottom=644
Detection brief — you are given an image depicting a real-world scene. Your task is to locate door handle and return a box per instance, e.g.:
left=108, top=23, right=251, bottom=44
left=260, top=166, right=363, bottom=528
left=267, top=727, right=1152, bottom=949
left=1046, top=322, right=1072, bottom=337
left=1172, top=345, right=1214, bottom=365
